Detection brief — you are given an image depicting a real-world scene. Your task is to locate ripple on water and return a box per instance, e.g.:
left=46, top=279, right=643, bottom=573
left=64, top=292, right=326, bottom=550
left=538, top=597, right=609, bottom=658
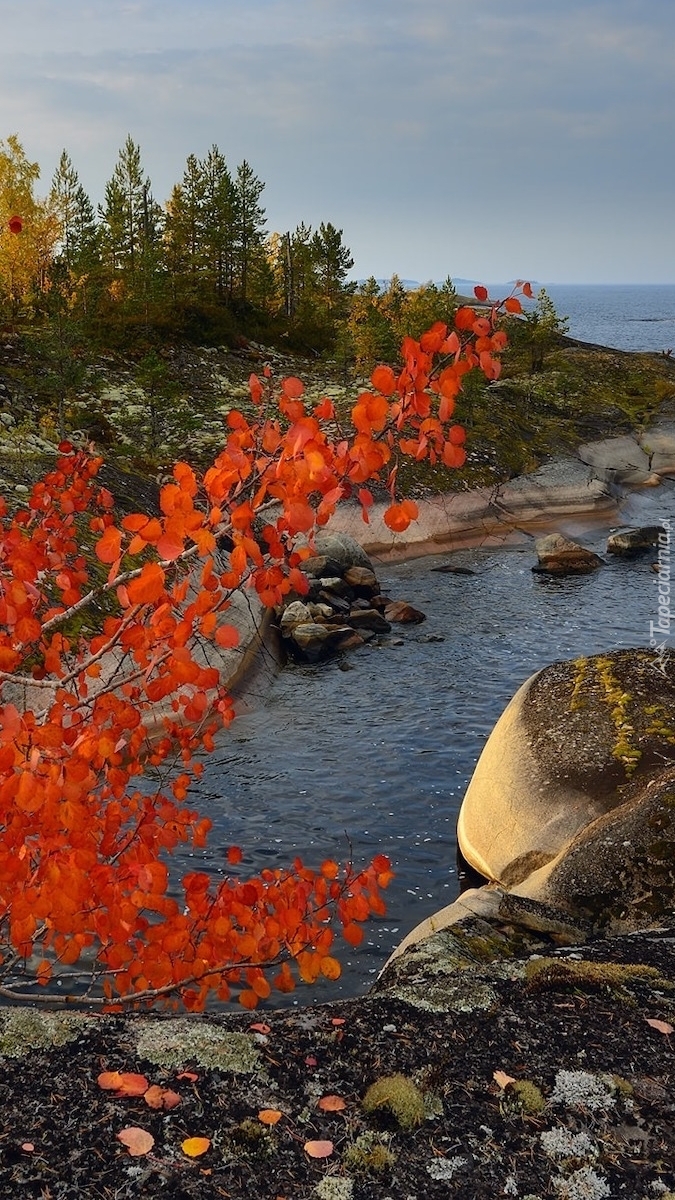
left=179, top=493, right=672, bottom=1006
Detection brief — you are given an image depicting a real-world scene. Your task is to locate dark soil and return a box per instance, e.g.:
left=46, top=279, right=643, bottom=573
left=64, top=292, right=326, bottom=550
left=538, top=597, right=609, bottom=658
left=1, top=924, right=675, bottom=1199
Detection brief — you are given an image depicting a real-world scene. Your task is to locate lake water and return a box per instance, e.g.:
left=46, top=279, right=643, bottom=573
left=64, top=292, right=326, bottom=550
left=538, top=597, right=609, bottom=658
left=183, top=481, right=673, bottom=1008
left=176, top=284, right=675, bottom=1008
left=530, top=284, right=675, bottom=354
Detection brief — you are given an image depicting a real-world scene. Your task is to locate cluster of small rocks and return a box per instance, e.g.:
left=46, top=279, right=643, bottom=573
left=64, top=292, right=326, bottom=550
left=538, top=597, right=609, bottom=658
left=533, top=524, right=667, bottom=576
left=276, top=531, right=425, bottom=662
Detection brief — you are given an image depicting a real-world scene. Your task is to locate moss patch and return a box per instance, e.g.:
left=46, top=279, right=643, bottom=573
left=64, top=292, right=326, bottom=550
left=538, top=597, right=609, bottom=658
left=134, top=1018, right=261, bottom=1072
left=0, top=1009, right=89, bottom=1058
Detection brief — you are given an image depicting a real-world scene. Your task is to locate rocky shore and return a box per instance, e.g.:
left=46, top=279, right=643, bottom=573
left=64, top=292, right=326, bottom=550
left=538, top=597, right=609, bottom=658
left=1, top=419, right=674, bottom=1198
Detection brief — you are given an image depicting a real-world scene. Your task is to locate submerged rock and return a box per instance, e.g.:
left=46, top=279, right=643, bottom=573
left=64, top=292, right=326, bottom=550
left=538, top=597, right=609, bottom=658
left=606, top=525, right=666, bottom=556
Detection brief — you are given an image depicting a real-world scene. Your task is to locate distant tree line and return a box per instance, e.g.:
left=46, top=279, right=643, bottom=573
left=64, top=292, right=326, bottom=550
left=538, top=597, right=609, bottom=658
left=0, top=133, right=463, bottom=365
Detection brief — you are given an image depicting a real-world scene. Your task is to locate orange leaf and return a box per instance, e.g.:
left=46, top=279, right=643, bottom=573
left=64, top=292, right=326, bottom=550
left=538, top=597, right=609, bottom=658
left=126, top=562, right=166, bottom=605
left=258, top=1108, right=283, bottom=1125
left=304, top=1140, right=334, bottom=1159
left=320, top=956, right=341, bottom=981
left=182, top=1136, right=211, bottom=1158
left=98, top=1071, right=149, bottom=1097
left=144, top=1085, right=181, bottom=1110
left=226, top=845, right=243, bottom=865
left=504, top=296, right=522, bottom=314
left=522, top=281, right=534, bottom=298
left=95, top=526, right=122, bottom=564
left=117, top=1127, right=155, bottom=1156
left=215, top=624, right=240, bottom=649
left=474, top=285, right=489, bottom=302
left=371, top=364, right=397, bottom=396
left=282, top=376, right=304, bottom=399
left=318, top=1094, right=346, bottom=1112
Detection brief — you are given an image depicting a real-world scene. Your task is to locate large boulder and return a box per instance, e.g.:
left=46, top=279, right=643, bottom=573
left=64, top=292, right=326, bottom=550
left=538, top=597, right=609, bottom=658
left=533, top=533, right=603, bottom=575
left=313, top=531, right=373, bottom=573
left=456, top=648, right=675, bottom=929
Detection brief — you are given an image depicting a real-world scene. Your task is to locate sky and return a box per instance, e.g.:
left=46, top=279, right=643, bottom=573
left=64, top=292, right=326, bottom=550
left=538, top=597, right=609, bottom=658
left=1, top=0, right=674, bottom=285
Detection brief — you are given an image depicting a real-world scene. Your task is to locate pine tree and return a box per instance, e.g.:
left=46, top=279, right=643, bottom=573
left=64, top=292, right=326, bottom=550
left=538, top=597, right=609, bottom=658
left=311, top=222, right=354, bottom=315
left=232, top=160, right=266, bottom=304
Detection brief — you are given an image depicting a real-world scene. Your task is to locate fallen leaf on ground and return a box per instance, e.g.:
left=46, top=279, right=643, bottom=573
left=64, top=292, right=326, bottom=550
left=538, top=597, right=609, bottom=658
left=21, top=1143, right=34, bottom=1153
left=304, top=1140, right=334, bottom=1158
left=182, top=1136, right=211, bottom=1157
left=176, top=1071, right=199, bottom=1082
left=258, top=1108, right=283, bottom=1125
left=493, top=1070, right=517, bottom=1089
left=144, top=1085, right=181, bottom=1110
left=318, top=1094, right=346, bottom=1112
left=330, top=1018, right=345, bottom=1026
left=249, top=1022, right=272, bottom=1035
left=98, top=1071, right=149, bottom=1097
left=646, top=1018, right=674, bottom=1035
left=117, top=1127, right=155, bottom=1156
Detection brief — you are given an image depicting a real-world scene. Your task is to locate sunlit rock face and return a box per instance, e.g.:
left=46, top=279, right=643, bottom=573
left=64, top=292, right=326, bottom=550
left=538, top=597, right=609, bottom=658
left=456, top=648, right=675, bottom=928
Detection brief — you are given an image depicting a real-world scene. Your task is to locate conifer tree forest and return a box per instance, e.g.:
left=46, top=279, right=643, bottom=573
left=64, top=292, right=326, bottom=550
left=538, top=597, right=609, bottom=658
left=0, top=133, right=461, bottom=366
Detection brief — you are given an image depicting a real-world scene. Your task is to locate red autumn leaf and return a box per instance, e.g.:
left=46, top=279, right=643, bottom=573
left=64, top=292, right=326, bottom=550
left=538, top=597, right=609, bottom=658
left=98, top=1071, right=150, bottom=1096
left=371, top=364, right=397, bottom=396
left=474, top=285, right=489, bottom=302
left=249, top=1021, right=271, bottom=1034
left=126, top=562, right=166, bottom=605
left=454, top=306, right=476, bottom=330
left=383, top=498, right=419, bottom=534
left=318, top=1094, right=346, bottom=1112
left=176, top=1071, right=199, bottom=1082
left=522, top=281, right=534, bottom=297
left=226, top=845, right=243, bottom=865
left=304, top=1140, right=334, bottom=1159
left=313, top=396, right=334, bottom=419
left=504, top=296, right=522, bottom=314
left=95, top=526, right=122, bottom=564
left=8, top=215, right=23, bottom=234
left=215, top=624, right=240, bottom=649
left=249, top=373, right=264, bottom=404
left=117, top=1127, right=154, bottom=1156
left=282, top=376, right=304, bottom=399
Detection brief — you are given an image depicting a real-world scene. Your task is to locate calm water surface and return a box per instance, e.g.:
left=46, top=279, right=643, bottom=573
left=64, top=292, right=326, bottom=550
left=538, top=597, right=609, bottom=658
left=536, top=284, right=675, bottom=353
left=180, top=486, right=674, bottom=1006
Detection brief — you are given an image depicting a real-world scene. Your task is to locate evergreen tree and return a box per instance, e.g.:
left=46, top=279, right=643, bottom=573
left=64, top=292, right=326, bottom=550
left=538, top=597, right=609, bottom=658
left=200, top=145, right=236, bottom=300
left=311, top=222, right=354, bottom=315
left=232, top=160, right=266, bottom=304
left=100, top=137, right=162, bottom=289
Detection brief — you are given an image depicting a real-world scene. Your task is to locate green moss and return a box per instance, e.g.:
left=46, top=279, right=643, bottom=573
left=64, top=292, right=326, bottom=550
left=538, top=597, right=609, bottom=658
left=226, top=1117, right=277, bottom=1160
left=507, top=1080, right=546, bottom=1115
left=134, top=1019, right=261, bottom=1072
left=343, top=1131, right=396, bottom=1174
left=362, top=1073, right=426, bottom=1130
left=0, top=1009, right=88, bottom=1058
left=524, top=957, right=667, bottom=1001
